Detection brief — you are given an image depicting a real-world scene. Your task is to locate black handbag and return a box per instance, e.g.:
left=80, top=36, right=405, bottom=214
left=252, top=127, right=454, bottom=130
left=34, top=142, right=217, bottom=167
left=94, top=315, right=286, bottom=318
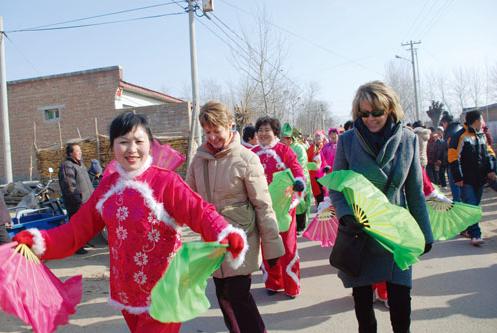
left=329, top=217, right=367, bottom=277
left=329, top=146, right=401, bottom=276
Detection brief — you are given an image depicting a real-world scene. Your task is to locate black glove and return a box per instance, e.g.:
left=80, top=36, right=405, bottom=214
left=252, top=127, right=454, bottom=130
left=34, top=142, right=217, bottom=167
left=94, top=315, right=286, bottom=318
left=267, top=257, right=279, bottom=268
left=422, top=243, right=432, bottom=255
left=323, top=165, right=331, bottom=173
left=293, top=179, right=305, bottom=192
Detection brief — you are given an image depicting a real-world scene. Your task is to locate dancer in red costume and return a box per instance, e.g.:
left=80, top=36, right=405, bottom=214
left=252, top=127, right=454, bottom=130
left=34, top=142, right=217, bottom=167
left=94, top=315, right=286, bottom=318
left=252, top=116, right=305, bottom=298
left=13, top=111, right=248, bottom=333
left=307, top=131, right=327, bottom=205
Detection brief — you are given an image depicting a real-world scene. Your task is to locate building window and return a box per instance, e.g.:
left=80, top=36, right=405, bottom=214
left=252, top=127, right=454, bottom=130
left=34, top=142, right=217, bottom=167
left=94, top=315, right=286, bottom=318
left=40, top=105, right=63, bottom=122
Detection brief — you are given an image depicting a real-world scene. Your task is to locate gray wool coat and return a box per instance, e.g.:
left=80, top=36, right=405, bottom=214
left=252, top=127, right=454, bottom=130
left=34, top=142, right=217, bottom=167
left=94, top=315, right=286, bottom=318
left=330, top=124, right=433, bottom=288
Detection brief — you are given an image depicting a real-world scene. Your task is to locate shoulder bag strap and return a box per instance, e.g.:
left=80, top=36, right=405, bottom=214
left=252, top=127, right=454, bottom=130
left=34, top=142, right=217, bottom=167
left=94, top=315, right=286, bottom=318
left=203, top=160, right=212, bottom=203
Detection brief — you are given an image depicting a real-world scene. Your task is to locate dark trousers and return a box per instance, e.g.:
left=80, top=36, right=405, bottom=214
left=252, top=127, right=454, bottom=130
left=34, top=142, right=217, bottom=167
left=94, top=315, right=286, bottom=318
left=426, top=164, right=438, bottom=184
left=352, top=282, right=411, bottom=333
left=0, top=224, right=9, bottom=245
left=296, top=213, right=306, bottom=232
left=213, top=275, right=266, bottom=333
left=438, top=166, right=447, bottom=187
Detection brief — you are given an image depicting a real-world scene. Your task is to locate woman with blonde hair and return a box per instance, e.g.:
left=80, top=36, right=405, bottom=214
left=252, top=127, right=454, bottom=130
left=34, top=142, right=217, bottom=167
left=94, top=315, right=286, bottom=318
left=187, top=101, right=284, bottom=333
left=330, top=81, right=433, bottom=332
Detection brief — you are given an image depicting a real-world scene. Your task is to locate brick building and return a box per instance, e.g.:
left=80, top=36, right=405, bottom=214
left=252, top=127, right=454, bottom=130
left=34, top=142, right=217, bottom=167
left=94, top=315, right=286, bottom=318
left=0, top=66, right=191, bottom=182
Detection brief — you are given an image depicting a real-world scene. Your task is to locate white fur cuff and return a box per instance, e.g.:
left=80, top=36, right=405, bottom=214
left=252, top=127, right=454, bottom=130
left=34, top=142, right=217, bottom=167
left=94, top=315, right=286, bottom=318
left=27, top=228, right=46, bottom=257
left=108, top=298, right=149, bottom=314
left=217, top=225, right=249, bottom=270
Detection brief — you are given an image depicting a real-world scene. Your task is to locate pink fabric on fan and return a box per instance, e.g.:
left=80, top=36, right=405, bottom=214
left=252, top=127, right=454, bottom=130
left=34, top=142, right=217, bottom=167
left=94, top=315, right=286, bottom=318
left=102, top=140, right=186, bottom=179
left=150, top=139, right=186, bottom=171
left=303, top=205, right=339, bottom=247
left=0, top=242, right=82, bottom=333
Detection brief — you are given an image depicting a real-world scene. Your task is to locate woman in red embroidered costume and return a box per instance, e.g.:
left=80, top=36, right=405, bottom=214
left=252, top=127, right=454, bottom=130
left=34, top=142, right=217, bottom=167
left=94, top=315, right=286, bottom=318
left=13, top=111, right=248, bottom=333
left=252, top=116, right=305, bottom=298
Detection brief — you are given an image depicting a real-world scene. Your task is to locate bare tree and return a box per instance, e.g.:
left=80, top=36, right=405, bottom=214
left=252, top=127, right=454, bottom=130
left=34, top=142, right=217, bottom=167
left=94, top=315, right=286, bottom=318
left=233, top=8, right=293, bottom=120
left=451, top=67, right=468, bottom=114
left=467, top=66, right=484, bottom=108
left=423, top=70, right=453, bottom=115
left=488, top=62, right=497, bottom=101
left=294, top=82, right=336, bottom=134
left=385, top=60, right=416, bottom=121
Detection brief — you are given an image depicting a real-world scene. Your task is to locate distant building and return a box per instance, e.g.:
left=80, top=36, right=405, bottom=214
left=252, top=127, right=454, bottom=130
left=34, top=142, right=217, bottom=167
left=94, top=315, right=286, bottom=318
left=0, top=66, right=191, bottom=182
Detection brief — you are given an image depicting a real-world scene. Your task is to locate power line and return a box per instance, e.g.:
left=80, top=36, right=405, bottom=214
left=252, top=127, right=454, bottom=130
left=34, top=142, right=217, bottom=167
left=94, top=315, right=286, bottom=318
left=11, top=1, right=181, bottom=30
left=417, top=0, right=455, bottom=39
left=217, top=0, right=382, bottom=76
left=403, top=0, right=440, bottom=41
left=2, top=33, right=41, bottom=75
left=4, top=11, right=186, bottom=33
left=202, top=13, right=304, bottom=93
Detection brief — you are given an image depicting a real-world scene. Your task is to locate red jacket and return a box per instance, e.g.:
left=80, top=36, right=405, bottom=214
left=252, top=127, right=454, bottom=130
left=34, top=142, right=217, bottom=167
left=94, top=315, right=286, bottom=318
left=28, top=157, right=245, bottom=315
left=252, top=141, right=305, bottom=185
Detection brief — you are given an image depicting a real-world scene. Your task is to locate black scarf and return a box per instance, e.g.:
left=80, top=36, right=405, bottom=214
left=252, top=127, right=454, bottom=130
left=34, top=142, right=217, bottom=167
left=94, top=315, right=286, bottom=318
left=354, top=117, right=398, bottom=156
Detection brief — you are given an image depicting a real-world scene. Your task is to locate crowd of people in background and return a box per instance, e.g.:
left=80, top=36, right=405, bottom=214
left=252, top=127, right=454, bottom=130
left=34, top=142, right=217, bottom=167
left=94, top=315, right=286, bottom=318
left=4, top=79, right=496, bottom=333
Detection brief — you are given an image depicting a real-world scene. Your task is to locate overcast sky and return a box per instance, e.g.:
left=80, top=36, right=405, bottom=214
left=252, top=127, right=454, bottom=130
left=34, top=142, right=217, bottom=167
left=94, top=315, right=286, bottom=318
left=2, top=0, right=496, bottom=122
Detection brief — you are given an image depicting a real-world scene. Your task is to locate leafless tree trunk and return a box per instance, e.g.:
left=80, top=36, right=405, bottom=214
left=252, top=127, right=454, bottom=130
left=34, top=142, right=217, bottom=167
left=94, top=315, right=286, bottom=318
left=385, top=61, right=416, bottom=121
left=467, top=66, right=484, bottom=108
left=451, top=67, right=468, bottom=114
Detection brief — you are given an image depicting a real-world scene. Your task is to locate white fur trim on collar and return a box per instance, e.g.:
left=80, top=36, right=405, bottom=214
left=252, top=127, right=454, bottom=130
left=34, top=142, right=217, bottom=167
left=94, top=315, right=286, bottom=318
left=108, top=298, right=149, bottom=314
left=259, top=138, right=280, bottom=149
left=27, top=228, right=46, bottom=257
left=216, top=225, right=249, bottom=270
left=115, top=155, right=153, bottom=180
left=255, top=147, right=286, bottom=170
left=96, top=178, right=177, bottom=230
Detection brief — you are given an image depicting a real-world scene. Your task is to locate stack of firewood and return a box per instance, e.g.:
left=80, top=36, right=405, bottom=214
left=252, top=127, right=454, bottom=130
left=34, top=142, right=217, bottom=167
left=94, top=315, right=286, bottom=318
left=36, top=135, right=189, bottom=180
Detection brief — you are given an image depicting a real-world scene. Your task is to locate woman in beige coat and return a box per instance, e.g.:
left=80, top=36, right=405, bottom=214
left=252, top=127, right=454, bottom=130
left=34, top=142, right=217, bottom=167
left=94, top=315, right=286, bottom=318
left=186, top=101, right=284, bottom=333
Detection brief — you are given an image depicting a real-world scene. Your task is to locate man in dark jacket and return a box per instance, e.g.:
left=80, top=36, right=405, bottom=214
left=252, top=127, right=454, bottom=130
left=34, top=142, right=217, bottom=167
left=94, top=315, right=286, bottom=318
left=434, top=127, right=448, bottom=188
left=59, top=143, right=94, bottom=254
left=448, top=110, right=497, bottom=246
left=440, top=113, right=463, bottom=201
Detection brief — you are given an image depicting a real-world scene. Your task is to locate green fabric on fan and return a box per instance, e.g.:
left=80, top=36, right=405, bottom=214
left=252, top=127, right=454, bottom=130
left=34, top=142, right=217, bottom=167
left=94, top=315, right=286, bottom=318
left=322, top=170, right=425, bottom=270
left=307, top=162, right=318, bottom=171
left=150, top=242, right=227, bottom=323
left=319, top=170, right=387, bottom=203
left=427, top=200, right=482, bottom=240
left=268, top=169, right=295, bottom=232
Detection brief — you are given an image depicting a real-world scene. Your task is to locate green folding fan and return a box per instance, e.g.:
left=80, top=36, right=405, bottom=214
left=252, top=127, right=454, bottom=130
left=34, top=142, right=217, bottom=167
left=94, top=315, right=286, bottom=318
left=427, top=199, right=482, bottom=241
left=321, top=170, right=425, bottom=270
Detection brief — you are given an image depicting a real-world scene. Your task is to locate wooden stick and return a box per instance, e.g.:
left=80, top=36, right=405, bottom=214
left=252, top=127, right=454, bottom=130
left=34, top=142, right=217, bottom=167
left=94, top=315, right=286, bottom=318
left=33, top=122, right=38, bottom=150
left=29, top=152, right=33, bottom=181
left=77, top=127, right=82, bottom=139
left=95, top=118, right=100, bottom=160
left=57, top=121, right=63, bottom=149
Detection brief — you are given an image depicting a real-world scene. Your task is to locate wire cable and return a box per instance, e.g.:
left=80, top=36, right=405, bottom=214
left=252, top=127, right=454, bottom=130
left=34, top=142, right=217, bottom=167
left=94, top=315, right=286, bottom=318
left=217, top=0, right=382, bottom=76
left=4, top=11, right=186, bottom=33
left=203, top=13, right=303, bottom=92
left=11, top=1, right=182, bottom=30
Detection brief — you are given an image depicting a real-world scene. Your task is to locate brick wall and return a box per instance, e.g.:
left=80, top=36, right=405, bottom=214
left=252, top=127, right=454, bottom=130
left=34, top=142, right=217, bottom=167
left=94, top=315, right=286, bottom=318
left=0, top=67, right=192, bottom=183
left=133, top=102, right=192, bottom=137
left=0, top=68, right=121, bottom=182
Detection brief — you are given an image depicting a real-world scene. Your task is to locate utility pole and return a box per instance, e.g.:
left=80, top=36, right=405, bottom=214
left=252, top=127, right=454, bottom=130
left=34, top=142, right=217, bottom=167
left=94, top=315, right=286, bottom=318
left=401, top=40, right=421, bottom=121
left=186, top=0, right=201, bottom=165
left=0, top=17, right=13, bottom=183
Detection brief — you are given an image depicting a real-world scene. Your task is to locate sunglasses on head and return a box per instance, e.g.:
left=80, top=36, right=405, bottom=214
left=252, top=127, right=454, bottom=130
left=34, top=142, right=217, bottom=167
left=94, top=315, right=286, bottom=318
left=358, top=109, right=385, bottom=118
